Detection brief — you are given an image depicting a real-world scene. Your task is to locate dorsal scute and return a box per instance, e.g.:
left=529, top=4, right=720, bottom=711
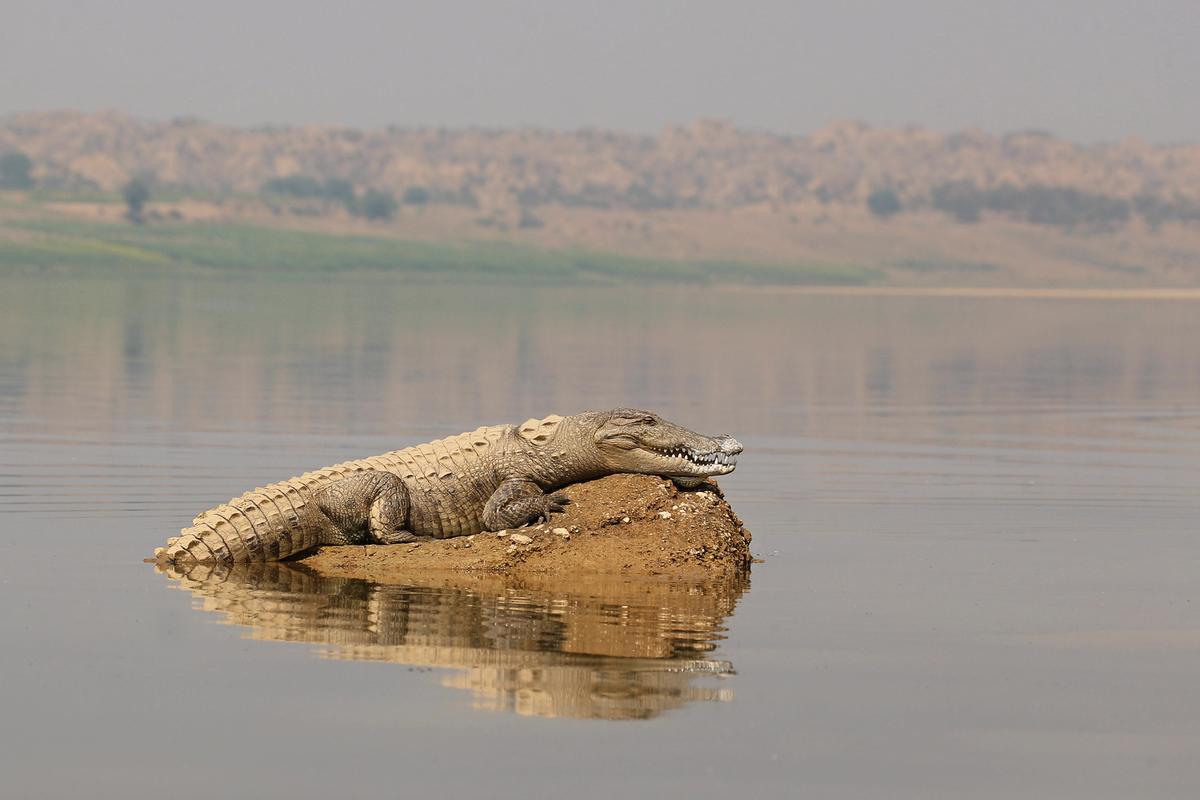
left=518, top=413, right=564, bottom=444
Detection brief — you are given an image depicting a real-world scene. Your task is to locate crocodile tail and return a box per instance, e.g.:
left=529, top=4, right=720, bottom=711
left=154, top=485, right=318, bottom=565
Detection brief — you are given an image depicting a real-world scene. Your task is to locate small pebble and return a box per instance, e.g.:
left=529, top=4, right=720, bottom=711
left=510, top=533, right=533, bottom=545
left=657, top=511, right=672, bottom=519
left=462, top=540, right=472, bottom=549
left=621, top=516, right=631, bottom=524
left=505, top=544, right=518, bottom=555
left=497, top=531, right=509, bottom=538
left=552, top=527, right=569, bottom=537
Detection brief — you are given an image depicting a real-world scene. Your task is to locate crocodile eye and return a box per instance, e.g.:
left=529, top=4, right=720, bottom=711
left=641, top=416, right=656, bottom=425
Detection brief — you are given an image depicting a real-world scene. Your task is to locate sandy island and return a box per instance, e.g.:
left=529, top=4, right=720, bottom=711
left=294, top=473, right=753, bottom=580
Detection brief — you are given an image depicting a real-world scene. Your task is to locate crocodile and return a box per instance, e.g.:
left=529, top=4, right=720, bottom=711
left=153, top=409, right=742, bottom=566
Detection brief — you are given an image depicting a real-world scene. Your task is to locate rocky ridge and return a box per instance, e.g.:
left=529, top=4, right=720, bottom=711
left=4, top=111, right=1198, bottom=216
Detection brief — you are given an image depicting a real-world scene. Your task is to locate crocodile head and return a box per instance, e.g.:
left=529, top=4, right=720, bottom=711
left=591, top=408, right=742, bottom=488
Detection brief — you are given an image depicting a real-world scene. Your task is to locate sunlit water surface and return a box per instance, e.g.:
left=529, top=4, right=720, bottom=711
left=1, top=271, right=1198, bottom=799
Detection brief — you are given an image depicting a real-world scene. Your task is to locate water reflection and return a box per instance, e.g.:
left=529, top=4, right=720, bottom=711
left=6, top=275, right=1199, bottom=442
left=158, top=561, right=746, bottom=720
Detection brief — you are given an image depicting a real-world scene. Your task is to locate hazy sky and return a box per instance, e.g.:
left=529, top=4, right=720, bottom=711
left=3, top=0, right=1197, bottom=142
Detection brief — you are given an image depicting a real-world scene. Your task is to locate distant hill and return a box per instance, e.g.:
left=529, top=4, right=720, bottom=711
left=3, top=111, right=1199, bottom=224
left=3, top=111, right=1200, bottom=287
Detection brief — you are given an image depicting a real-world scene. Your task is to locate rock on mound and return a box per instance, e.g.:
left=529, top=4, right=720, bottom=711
left=297, top=474, right=752, bottom=579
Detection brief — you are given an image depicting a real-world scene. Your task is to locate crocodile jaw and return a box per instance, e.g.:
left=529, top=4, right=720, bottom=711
left=638, top=439, right=741, bottom=479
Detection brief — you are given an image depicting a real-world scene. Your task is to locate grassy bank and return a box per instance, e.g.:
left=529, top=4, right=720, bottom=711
left=0, top=216, right=883, bottom=285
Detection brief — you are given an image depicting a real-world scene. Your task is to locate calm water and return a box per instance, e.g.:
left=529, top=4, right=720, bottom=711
left=1, top=271, right=1199, bottom=799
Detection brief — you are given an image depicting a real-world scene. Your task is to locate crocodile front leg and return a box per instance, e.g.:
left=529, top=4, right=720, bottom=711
left=482, top=478, right=570, bottom=530
left=315, top=471, right=420, bottom=545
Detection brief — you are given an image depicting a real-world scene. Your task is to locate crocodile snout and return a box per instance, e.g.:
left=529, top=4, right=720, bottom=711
left=718, top=436, right=743, bottom=455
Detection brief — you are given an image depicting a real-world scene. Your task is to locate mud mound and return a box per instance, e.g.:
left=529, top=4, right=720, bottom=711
left=297, top=474, right=752, bottom=579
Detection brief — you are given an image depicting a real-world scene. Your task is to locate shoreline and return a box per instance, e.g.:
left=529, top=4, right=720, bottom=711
left=722, top=285, right=1200, bottom=300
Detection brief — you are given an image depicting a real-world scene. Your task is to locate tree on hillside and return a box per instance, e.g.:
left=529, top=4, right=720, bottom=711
left=518, top=206, right=544, bottom=228
left=0, top=152, right=33, bottom=189
left=262, top=174, right=325, bottom=197
left=931, top=181, right=983, bottom=223
left=322, top=178, right=357, bottom=211
left=403, top=186, right=431, bottom=205
left=123, top=178, right=151, bottom=224
left=262, top=174, right=359, bottom=214
left=867, top=188, right=901, bottom=218
left=929, top=181, right=1134, bottom=229
left=360, top=189, right=398, bottom=221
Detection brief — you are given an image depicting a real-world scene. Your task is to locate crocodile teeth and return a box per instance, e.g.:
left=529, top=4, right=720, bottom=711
left=653, top=447, right=735, bottom=469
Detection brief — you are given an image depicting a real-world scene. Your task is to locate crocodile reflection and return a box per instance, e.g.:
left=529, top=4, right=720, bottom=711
left=158, top=561, right=748, bottom=720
